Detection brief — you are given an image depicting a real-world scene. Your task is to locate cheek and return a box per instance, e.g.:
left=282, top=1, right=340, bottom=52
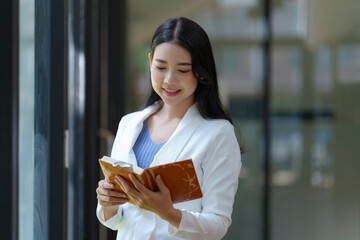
left=188, top=77, right=198, bottom=91
left=151, top=72, right=163, bottom=92
left=151, top=70, right=163, bottom=83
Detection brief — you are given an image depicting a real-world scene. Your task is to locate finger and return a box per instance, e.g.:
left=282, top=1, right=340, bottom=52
left=97, top=195, right=128, bottom=203
left=115, top=176, right=127, bottom=191
left=98, top=200, right=113, bottom=207
left=129, top=174, right=152, bottom=195
left=97, top=195, right=128, bottom=204
left=99, top=180, right=114, bottom=189
left=156, top=175, right=170, bottom=194
left=97, top=187, right=127, bottom=198
left=115, top=176, right=137, bottom=195
left=116, top=176, right=147, bottom=204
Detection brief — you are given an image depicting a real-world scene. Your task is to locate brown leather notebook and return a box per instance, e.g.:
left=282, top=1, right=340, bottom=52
left=99, top=156, right=203, bottom=204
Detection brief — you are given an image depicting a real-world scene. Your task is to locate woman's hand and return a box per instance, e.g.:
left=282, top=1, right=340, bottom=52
left=116, top=174, right=182, bottom=228
left=96, top=179, right=128, bottom=220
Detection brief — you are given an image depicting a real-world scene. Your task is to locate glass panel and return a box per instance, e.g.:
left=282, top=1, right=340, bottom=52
left=18, top=0, right=35, bottom=239
left=271, top=46, right=303, bottom=110
left=314, top=46, right=333, bottom=93
left=272, top=0, right=306, bottom=38
left=271, top=117, right=303, bottom=187
left=271, top=0, right=360, bottom=240
left=220, top=44, right=264, bottom=240
left=338, top=45, right=360, bottom=84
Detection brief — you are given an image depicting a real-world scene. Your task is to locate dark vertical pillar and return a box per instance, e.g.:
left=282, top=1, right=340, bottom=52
left=34, top=0, right=64, bottom=239
left=84, top=0, right=101, bottom=239
left=49, top=0, right=65, bottom=238
left=108, top=0, right=127, bottom=134
left=0, top=1, right=19, bottom=240
left=12, top=1, right=20, bottom=239
left=262, top=0, right=272, bottom=240
left=34, top=1, right=51, bottom=238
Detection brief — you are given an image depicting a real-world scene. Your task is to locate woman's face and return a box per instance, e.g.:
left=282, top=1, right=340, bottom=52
left=149, top=41, right=198, bottom=110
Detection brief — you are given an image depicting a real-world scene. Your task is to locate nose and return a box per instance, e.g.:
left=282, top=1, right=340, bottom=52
left=164, top=71, right=176, bottom=85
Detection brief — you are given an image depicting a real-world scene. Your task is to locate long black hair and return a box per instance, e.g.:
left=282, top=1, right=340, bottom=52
left=146, top=17, right=233, bottom=124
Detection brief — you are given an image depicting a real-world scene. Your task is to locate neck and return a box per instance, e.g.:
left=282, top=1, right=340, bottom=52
left=158, top=101, right=194, bottom=121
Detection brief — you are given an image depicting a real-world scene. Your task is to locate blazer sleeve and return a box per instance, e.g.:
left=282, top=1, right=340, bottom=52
left=96, top=118, right=127, bottom=231
left=168, top=123, right=242, bottom=240
left=96, top=203, right=124, bottom=231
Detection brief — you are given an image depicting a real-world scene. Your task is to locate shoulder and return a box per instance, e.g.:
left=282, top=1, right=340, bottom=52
left=186, top=103, right=234, bottom=134
left=116, top=111, right=141, bottom=130
left=119, top=102, right=161, bottom=124
left=121, top=110, right=142, bottom=122
left=192, top=118, right=238, bottom=149
left=184, top=104, right=236, bottom=141
left=199, top=118, right=234, bottom=135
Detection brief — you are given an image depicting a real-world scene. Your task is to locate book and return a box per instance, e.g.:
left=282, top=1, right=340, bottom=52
left=99, top=156, right=203, bottom=204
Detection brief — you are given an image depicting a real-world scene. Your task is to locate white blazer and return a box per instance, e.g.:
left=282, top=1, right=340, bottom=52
left=97, top=102, right=242, bottom=240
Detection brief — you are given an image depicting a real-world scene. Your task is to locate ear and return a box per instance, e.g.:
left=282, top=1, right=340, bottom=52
left=195, top=72, right=203, bottom=80
left=148, top=53, right=152, bottom=66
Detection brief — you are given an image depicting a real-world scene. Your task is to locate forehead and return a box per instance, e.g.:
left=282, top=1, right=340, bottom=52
left=153, top=42, right=192, bottom=62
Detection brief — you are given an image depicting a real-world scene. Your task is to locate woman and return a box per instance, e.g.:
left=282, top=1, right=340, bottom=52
left=96, top=17, right=242, bottom=240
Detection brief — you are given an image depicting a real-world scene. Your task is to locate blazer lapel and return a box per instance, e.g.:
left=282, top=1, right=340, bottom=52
left=122, top=102, right=161, bottom=166
left=150, top=103, right=203, bottom=167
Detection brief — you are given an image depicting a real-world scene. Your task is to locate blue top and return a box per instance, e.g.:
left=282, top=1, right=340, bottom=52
left=133, top=119, right=166, bottom=169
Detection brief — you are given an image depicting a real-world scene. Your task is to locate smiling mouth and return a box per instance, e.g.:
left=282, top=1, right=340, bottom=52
left=163, top=88, right=181, bottom=96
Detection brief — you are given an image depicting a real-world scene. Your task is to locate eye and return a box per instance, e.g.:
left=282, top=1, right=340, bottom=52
left=156, top=66, right=166, bottom=70
left=179, top=69, right=191, bottom=73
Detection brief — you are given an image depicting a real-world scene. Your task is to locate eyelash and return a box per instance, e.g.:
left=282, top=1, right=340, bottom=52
left=156, top=66, right=190, bottom=73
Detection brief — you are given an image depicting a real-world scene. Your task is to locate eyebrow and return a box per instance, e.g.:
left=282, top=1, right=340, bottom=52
left=155, top=58, right=192, bottom=66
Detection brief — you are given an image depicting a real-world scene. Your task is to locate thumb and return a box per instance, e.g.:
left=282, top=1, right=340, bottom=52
left=156, top=175, right=169, bottom=193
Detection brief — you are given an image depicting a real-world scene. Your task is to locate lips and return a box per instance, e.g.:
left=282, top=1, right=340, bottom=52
left=162, top=88, right=181, bottom=96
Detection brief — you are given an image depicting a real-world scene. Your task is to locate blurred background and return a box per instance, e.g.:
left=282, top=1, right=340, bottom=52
left=1, top=0, right=359, bottom=240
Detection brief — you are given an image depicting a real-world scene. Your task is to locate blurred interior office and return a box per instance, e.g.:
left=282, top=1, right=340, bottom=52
left=1, top=0, right=360, bottom=239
